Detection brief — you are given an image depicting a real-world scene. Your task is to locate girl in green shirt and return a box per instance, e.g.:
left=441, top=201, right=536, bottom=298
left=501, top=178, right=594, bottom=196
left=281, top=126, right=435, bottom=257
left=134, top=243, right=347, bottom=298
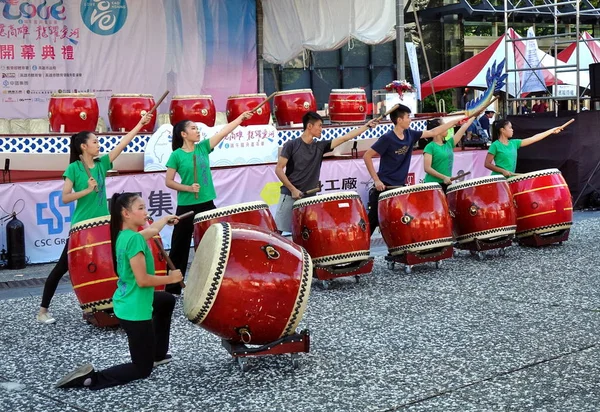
left=55, top=192, right=183, bottom=390
left=164, top=111, right=252, bottom=295
left=423, top=116, right=476, bottom=191
left=485, top=119, right=563, bottom=177
left=37, top=114, right=153, bottom=324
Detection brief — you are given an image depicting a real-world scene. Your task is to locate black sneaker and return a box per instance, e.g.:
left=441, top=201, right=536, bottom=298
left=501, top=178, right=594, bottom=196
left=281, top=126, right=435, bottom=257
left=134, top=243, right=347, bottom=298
left=153, top=354, right=173, bottom=367
left=55, top=364, right=95, bottom=389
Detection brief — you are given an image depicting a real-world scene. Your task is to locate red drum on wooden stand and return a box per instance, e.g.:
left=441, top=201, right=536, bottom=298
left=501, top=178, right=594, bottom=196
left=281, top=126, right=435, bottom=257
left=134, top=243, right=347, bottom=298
left=446, top=176, right=516, bottom=255
left=508, top=169, right=573, bottom=246
left=108, top=94, right=156, bottom=133
left=68, top=216, right=167, bottom=327
left=169, top=95, right=216, bottom=126
left=48, top=93, right=99, bottom=133
left=273, top=89, right=316, bottom=126
left=292, top=191, right=373, bottom=283
left=192, top=201, right=277, bottom=250
left=328, top=89, right=367, bottom=123
left=184, top=223, right=311, bottom=370
left=378, top=183, right=454, bottom=272
left=226, top=93, right=271, bottom=126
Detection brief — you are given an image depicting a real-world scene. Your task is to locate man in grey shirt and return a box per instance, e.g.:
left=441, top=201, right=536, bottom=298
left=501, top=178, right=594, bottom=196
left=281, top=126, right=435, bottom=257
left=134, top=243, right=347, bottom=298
left=274, top=111, right=377, bottom=233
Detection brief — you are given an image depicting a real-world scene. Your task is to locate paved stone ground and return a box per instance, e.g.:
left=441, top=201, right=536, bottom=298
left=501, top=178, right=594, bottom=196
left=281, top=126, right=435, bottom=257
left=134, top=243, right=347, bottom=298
left=0, top=212, right=599, bottom=411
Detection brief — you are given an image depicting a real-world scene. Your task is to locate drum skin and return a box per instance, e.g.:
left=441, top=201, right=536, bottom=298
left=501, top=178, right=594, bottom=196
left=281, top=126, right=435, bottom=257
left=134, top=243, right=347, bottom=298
left=226, top=93, right=271, bottom=126
left=48, top=93, right=99, bottom=133
left=446, top=176, right=517, bottom=244
left=328, top=89, right=368, bottom=123
left=183, top=223, right=312, bottom=345
left=67, top=216, right=167, bottom=316
left=108, top=94, right=156, bottom=132
left=273, top=89, right=316, bottom=126
left=507, top=169, right=573, bottom=237
left=169, top=95, right=216, bottom=126
left=192, top=201, right=277, bottom=250
left=378, top=183, right=453, bottom=255
left=292, top=191, right=370, bottom=266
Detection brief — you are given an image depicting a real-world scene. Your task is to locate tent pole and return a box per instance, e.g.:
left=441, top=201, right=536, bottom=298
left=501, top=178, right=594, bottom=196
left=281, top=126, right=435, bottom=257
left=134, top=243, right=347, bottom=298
left=396, top=0, right=405, bottom=80
left=413, top=8, right=437, bottom=109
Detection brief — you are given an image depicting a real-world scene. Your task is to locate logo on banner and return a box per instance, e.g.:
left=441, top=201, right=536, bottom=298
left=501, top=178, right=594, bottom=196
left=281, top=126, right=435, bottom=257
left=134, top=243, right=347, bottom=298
left=2, top=0, right=67, bottom=20
left=36, top=191, right=74, bottom=235
left=80, top=0, right=128, bottom=36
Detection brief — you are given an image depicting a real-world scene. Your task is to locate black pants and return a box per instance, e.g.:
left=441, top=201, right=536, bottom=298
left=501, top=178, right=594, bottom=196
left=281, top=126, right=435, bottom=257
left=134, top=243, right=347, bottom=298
left=89, top=292, right=175, bottom=390
left=367, top=187, right=383, bottom=236
left=166, top=201, right=215, bottom=294
left=40, top=242, right=69, bottom=309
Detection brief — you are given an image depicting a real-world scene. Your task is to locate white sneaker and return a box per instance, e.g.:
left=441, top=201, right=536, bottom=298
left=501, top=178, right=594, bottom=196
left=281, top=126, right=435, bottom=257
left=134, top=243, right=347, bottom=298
left=153, top=354, right=172, bottom=367
left=36, top=312, right=56, bottom=324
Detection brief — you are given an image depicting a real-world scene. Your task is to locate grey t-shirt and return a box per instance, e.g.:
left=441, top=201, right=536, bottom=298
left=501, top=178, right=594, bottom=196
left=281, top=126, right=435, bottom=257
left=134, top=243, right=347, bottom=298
left=280, top=137, right=333, bottom=195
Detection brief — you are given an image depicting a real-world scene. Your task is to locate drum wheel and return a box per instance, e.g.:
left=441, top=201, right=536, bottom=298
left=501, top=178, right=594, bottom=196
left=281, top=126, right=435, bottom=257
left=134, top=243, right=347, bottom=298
left=387, top=261, right=396, bottom=270
left=321, top=280, right=330, bottom=290
left=291, top=353, right=300, bottom=369
left=403, top=265, right=412, bottom=274
left=498, top=248, right=506, bottom=257
left=237, top=357, right=251, bottom=373
left=477, top=251, right=485, bottom=261
left=435, top=260, right=442, bottom=269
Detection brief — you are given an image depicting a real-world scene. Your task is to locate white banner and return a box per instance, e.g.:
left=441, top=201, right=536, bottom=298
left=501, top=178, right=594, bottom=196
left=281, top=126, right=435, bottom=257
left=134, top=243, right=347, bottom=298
left=521, top=27, right=546, bottom=94
left=406, top=42, right=421, bottom=100
left=0, top=151, right=489, bottom=264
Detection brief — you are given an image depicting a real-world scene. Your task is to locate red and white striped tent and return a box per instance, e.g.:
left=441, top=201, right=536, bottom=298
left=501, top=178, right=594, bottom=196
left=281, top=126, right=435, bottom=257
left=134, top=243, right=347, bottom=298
left=557, top=31, right=600, bottom=89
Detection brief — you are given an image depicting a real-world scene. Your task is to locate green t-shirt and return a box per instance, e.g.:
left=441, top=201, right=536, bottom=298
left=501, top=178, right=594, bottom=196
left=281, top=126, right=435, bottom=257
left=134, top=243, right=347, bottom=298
left=112, top=229, right=155, bottom=321
left=488, top=139, right=522, bottom=175
left=63, top=154, right=112, bottom=225
left=423, top=139, right=454, bottom=183
left=166, top=139, right=216, bottom=206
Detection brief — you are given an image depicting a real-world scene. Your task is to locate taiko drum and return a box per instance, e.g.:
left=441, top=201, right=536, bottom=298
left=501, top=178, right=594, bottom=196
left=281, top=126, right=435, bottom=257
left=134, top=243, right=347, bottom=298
left=273, top=89, right=316, bottom=126
left=169, top=95, right=216, bottom=126
left=226, top=93, right=271, bottom=126
left=108, top=94, right=156, bottom=132
left=48, top=93, right=99, bottom=133
left=328, top=89, right=368, bottom=123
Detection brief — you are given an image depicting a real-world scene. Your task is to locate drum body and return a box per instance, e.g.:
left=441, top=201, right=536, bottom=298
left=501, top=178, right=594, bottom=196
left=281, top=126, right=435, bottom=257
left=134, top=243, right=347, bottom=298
left=68, top=216, right=167, bottom=317
left=328, top=89, right=367, bottom=123
left=273, top=89, right=316, bottom=126
left=108, top=94, right=156, bottom=132
left=193, top=201, right=277, bottom=250
left=48, top=93, right=99, bottom=133
left=183, top=223, right=312, bottom=345
left=169, top=95, right=216, bottom=126
left=292, top=191, right=370, bottom=266
left=446, top=176, right=517, bottom=244
left=226, top=93, right=271, bottom=126
left=378, top=183, right=453, bottom=255
left=508, top=169, right=573, bottom=237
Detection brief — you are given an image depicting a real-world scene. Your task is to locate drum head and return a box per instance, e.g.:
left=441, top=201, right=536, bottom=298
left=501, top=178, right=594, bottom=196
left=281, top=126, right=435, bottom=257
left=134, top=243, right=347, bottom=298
left=446, top=175, right=506, bottom=194
left=274, top=89, right=313, bottom=96
left=193, top=201, right=269, bottom=224
left=292, top=191, right=360, bottom=209
left=69, top=215, right=110, bottom=235
left=378, top=183, right=442, bottom=201
left=228, top=93, right=267, bottom=99
left=330, top=88, right=366, bottom=94
left=172, top=95, right=213, bottom=100
left=507, top=168, right=561, bottom=183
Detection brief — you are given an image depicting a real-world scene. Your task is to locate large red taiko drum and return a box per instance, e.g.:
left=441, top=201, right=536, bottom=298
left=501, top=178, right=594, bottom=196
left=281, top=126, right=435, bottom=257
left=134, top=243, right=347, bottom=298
left=328, top=89, right=368, bottom=123
left=48, top=93, right=99, bottom=133
left=183, top=223, right=312, bottom=345
left=446, top=176, right=517, bottom=244
left=292, top=191, right=370, bottom=266
left=378, top=183, right=453, bottom=256
left=192, top=201, right=277, bottom=250
left=226, top=93, right=271, bottom=126
left=108, top=94, right=156, bottom=132
left=507, top=169, right=573, bottom=238
left=169, top=95, right=216, bottom=126
left=273, top=89, right=316, bottom=126
left=68, top=216, right=167, bottom=327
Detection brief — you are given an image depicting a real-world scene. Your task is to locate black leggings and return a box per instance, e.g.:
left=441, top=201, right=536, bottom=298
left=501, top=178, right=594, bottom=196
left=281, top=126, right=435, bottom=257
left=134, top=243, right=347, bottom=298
left=367, top=187, right=384, bottom=236
left=89, top=292, right=175, bottom=390
left=40, top=242, right=69, bottom=309
left=166, top=201, right=215, bottom=294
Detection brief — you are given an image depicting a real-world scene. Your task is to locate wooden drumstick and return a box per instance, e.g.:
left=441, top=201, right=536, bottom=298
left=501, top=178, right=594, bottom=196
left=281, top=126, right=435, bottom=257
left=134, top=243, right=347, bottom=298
left=79, top=155, right=99, bottom=193
left=385, top=185, right=403, bottom=190
left=148, top=91, right=169, bottom=116
left=153, top=237, right=186, bottom=289
left=168, top=210, right=195, bottom=224
left=450, top=171, right=471, bottom=182
left=303, top=186, right=322, bottom=196
left=375, top=104, right=400, bottom=121
left=250, top=92, right=276, bottom=113
left=193, top=153, right=198, bottom=199
left=557, top=118, right=575, bottom=130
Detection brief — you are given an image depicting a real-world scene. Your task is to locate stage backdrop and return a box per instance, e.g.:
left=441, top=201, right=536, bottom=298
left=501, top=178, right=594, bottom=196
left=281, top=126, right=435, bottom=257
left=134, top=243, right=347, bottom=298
left=0, top=0, right=257, bottom=118
left=0, top=152, right=488, bottom=264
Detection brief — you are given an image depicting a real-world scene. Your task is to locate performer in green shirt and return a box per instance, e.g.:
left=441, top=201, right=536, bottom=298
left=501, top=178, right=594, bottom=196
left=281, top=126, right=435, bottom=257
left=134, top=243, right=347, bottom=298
left=485, top=119, right=563, bottom=177
left=423, top=116, right=476, bottom=192
left=55, top=192, right=183, bottom=390
left=164, top=111, right=253, bottom=294
left=37, top=114, right=153, bottom=324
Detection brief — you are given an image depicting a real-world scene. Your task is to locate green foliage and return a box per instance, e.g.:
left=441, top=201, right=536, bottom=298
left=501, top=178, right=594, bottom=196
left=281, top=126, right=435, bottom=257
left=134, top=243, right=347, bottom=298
left=422, top=89, right=457, bottom=113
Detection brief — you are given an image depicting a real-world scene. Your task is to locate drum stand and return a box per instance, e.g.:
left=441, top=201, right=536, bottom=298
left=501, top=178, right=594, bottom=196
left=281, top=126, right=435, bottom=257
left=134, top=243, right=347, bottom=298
left=221, top=329, right=310, bottom=372
left=384, top=246, right=453, bottom=274
left=454, top=236, right=513, bottom=260
left=313, top=257, right=374, bottom=289
left=82, top=310, right=120, bottom=328
left=516, top=229, right=570, bottom=247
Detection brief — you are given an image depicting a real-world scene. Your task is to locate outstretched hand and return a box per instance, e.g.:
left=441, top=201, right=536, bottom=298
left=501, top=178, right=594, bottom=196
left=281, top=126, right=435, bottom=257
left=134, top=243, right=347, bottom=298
left=139, top=113, right=153, bottom=126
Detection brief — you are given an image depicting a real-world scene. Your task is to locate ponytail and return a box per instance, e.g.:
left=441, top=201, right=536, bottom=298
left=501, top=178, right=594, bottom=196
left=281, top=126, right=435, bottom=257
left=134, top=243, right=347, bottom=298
left=69, top=131, right=93, bottom=164
left=110, top=192, right=140, bottom=276
left=172, top=120, right=192, bottom=151
left=492, top=119, right=510, bottom=142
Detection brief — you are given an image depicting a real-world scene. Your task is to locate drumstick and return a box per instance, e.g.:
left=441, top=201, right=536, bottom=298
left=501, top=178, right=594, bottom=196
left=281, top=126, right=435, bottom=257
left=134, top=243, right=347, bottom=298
left=168, top=210, right=195, bottom=223
left=375, top=104, right=400, bottom=121
left=303, top=186, right=322, bottom=196
left=153, top=238, right=186, bottom=289
left=385, top=185, right=403, bottom=190
left=250, top=92, right=276, bottom=113
left=450, top=171, right=471, bottom=182
left=79, top=155, right=99, bottom=193
left=193, top=153, right=198, bottom=199
left=148, top=91, right=169, bottom=116
left=557, top=118, right=575, bottom=130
